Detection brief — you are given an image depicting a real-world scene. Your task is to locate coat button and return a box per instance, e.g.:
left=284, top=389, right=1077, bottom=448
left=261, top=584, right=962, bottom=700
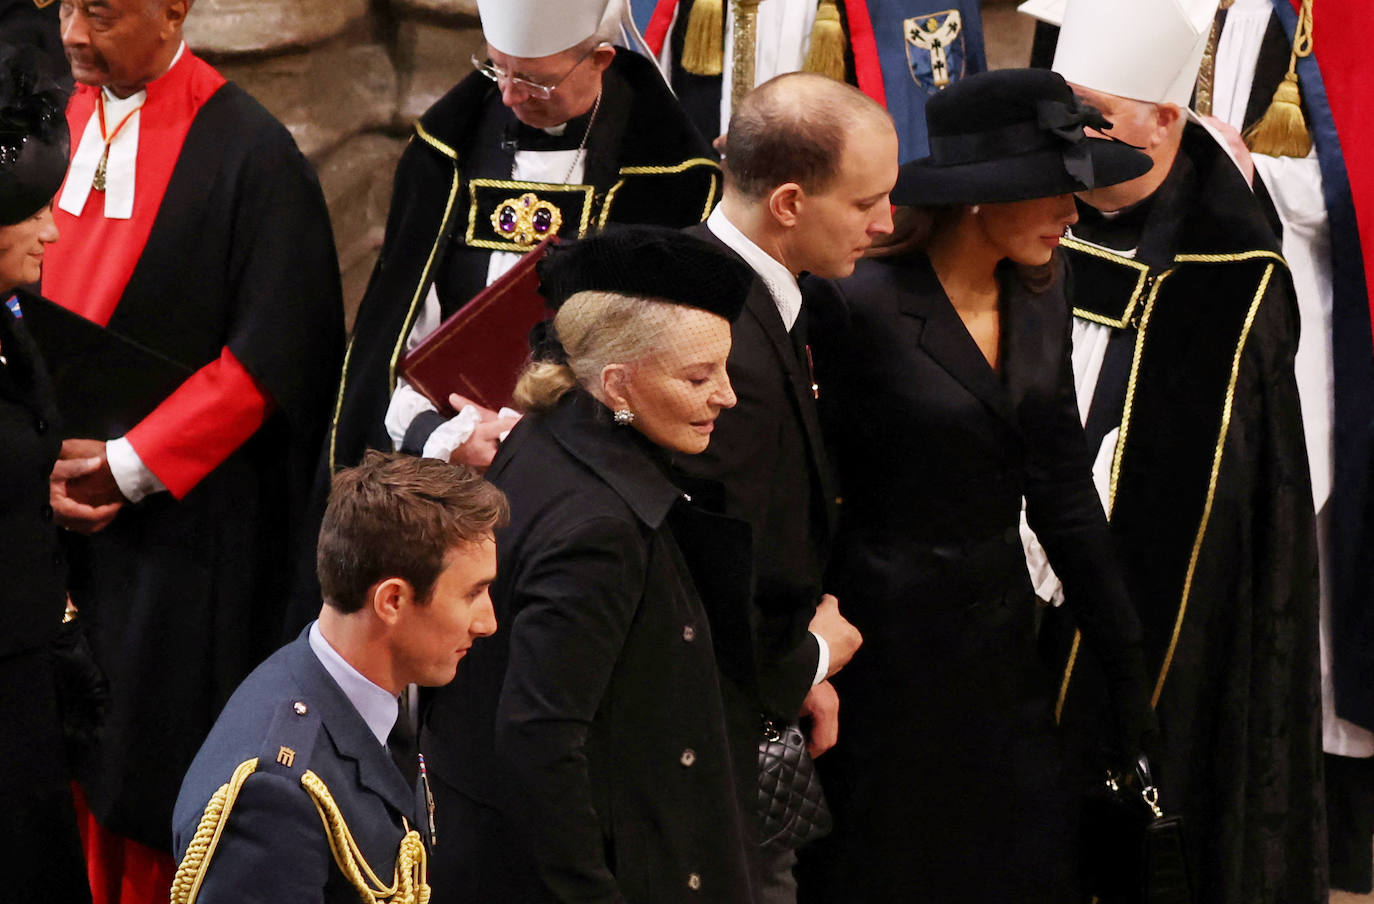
left=40, top=503, right=53, bottom=521
left=687, top=873, right=701, bottom=891
left=34, top=417, right=47, bottom=434
left=682, top=625, right=696, bottom=642
left=680, top=748, right=696, bottom=767
left=293, top=701, right=308, bottom=715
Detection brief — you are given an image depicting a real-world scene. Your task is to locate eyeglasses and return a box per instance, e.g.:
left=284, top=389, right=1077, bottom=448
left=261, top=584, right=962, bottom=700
left=471, top=44, right=604, bottom=101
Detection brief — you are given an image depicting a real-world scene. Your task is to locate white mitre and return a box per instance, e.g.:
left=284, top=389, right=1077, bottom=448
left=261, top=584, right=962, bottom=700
left=1046, top=0, right=1221, bottom=107
left=477, top=0, right=611, bottom=58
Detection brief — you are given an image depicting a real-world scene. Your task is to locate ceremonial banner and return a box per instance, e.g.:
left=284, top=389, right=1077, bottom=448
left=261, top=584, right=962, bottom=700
left=903, top=9, right=967, bottom=93
left=1273, top=0, right=1374, bottom=731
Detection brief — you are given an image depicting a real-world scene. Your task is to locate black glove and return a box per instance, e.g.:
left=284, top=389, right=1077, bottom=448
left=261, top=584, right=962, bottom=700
left=1100, top=643, right=1159, bottom=771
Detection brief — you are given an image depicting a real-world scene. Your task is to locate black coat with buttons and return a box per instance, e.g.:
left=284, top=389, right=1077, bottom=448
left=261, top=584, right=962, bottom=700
left=0, top=292, right=64, bottom=659
left=0, top=291, right=90, bottom=900
left=422, top=390, right=756, bottom=904
left=797, top=254, right=1143, bottom=903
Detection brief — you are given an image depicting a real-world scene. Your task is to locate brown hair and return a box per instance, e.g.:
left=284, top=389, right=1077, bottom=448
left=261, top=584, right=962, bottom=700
left=725, top=71, right=890, bottom=200
left=870, top=205, right=1057, bottom=295
left=317, top=451, right=510, bottom=613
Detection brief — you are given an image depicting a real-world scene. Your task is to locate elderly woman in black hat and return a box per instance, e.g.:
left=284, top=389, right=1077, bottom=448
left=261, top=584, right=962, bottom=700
left=0, top=44, right=97, bottom=899
left=799, top=69, right=1157, bottom=902
left=420, top=226, right=762, bottom=903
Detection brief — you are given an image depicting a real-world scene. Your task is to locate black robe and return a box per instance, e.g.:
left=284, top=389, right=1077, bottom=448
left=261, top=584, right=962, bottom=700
left=53, top=80, right=343, bottom=851
left=1053, top=123, right=1325, bottom=904
left=0, top=0, right=68, bottom=81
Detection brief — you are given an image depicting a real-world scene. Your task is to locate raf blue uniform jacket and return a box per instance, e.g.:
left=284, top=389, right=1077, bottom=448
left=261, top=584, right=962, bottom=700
left=171, top=630, right=425, bottom=903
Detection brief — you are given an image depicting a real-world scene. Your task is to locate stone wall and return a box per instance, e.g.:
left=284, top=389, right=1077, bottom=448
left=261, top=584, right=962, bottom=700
left=186, top=0, right=485, bottom=328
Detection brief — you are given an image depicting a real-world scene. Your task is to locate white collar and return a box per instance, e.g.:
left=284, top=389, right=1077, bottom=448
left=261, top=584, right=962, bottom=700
left=58, top=42, right=187, bottom=221
left=307, top=620, right=399, bottom=747
left=706, top=204, right=802, bottom=331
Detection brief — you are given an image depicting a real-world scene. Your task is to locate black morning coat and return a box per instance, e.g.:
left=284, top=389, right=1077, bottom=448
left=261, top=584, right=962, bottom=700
left=795, top=254, right=1144, bottom=903
left=172, top=631, right=427, bottom=903
left=0, top=294, right=89, bottom=898
left=420, top=391, right=757, bottom=904
left=676, top=224, right=834, bottom=725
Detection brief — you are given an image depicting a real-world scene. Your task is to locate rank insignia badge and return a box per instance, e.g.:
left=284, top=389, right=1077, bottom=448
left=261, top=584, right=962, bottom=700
left=905, top=10, right=966, bottom=94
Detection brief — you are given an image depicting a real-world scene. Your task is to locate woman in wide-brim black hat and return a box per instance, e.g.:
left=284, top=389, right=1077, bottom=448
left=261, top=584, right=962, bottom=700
left=798, top=68, right=1156, bottom=903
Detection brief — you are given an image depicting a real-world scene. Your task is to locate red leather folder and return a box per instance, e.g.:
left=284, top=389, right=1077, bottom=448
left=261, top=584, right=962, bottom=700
left=399, top=238, right=554, bottom=413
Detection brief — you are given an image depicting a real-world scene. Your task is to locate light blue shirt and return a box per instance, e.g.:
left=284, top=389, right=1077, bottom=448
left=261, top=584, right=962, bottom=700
left=308, top=620, right=398, bottom=746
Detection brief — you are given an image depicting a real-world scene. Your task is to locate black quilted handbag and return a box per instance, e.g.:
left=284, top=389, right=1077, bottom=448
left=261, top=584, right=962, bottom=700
left=757, top=717, right=833, bottom=849
left=1081, top=755, right=1193, bottom=904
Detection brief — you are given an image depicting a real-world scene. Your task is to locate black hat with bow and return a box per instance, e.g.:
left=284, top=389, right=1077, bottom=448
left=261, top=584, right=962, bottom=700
left=891, top=68, right=1151, bottom=206
left=0, top=44, right=70, bottom=226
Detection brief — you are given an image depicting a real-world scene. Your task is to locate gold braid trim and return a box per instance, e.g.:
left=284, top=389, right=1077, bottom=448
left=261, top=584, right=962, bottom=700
left=170, top=759, right=261, bottom=904
left=300, top=770, right=431, bottom=904
left=1054, top=269, right=1171, bottom=724
left=1150, top=264, right=1273, bottom=707
left=1054, top=251, right=1285, bottom=720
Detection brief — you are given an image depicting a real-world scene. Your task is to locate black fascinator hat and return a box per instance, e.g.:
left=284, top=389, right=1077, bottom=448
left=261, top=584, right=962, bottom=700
left=0, top=44, right=71, bottom=227
left=891, top=68, right=1152, bottom=206
left=537, top=225, right=753, bottom=323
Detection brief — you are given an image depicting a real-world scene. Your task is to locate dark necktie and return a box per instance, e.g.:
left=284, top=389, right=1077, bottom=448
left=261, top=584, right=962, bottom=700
left=387, top=690, right=418, bottom=788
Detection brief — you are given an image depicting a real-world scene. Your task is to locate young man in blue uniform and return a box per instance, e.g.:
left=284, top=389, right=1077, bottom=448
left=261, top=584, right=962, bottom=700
left=170, top=453, right=506, bottom=903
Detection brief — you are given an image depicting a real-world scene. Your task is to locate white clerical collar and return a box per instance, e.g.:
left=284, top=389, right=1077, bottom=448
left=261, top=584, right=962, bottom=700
left=706, top=204, right=802, bottom=330
left=58, top=42, right=187, bottom=221
left=307, top=620, right=399, bottom=747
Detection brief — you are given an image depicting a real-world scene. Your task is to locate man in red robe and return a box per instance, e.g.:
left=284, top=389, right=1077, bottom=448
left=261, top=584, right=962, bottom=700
left=41, top=1, right=343, bottom=901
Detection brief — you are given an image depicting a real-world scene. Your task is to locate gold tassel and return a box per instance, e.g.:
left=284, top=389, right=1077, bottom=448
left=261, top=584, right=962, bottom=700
left=681, top=0, right=725, bottom=77
left=803, top=0, right=847, bottom=82
left=1243, top=0, right=1314, bottom=158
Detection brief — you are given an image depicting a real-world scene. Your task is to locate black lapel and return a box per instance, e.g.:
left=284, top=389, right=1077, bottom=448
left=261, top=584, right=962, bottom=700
left=687, top=224, right=838, bottom=519
left=287, top=638, right=416, bottom=818
left=997, top=265, right=1046, bottom=414
left=893, top=255, right=1015, bottom=424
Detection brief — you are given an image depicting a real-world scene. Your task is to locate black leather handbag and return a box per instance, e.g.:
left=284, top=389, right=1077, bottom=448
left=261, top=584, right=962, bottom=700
left=1081, top=756, right=1193, bottom=904
left=757, top=717, right=832, bottom=849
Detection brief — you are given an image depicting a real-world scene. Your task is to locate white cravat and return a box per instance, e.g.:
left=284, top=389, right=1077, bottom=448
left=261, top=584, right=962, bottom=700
left=59, top=42, right=186, bottom=221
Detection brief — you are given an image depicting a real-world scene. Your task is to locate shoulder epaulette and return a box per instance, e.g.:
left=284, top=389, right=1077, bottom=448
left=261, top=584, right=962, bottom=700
left=170, top=697, right=430, bottom=903
left=256, top=695, right=323, bottom=779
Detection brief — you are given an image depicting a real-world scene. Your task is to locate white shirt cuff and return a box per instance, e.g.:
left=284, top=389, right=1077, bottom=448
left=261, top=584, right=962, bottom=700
left=384, top=380, right=439, bottom=451
left=106, top=436, right=167, bottom=503
left=421, top=405, right=481, bottom=461
left=810, top=631, right=830, bottom=685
